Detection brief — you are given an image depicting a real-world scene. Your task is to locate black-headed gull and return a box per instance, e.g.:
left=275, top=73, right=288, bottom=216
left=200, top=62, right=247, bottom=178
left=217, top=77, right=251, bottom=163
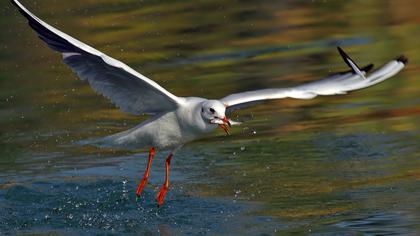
left=12, top=0, right=407, bottom=206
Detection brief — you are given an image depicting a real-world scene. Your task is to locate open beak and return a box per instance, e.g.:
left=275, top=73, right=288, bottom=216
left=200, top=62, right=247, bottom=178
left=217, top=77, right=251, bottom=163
left=218, top=117, right=231, bottom=135
left=210, top=117, right=241, bottom=135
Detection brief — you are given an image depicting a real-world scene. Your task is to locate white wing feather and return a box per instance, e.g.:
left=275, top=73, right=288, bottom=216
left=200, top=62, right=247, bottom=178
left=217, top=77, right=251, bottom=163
left=221, top=49, right=407, bottom=109
left=13, top=0, right=407, bottom=115
left=12, top=0, right=184, bottom=115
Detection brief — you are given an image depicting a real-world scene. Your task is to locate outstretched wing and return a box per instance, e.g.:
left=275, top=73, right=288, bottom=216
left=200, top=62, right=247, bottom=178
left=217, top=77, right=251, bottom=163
left=221, top=47, right=407, bottom=110
left=12, top=0, right=185, bottom=115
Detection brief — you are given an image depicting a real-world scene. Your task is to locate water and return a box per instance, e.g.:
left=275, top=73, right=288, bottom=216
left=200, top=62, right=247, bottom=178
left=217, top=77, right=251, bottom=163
left=1, top=0, right=420, bottom=235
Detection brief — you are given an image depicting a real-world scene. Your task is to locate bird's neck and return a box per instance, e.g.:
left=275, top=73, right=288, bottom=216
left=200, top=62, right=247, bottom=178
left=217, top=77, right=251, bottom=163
left=176, top=99, right=217, bottom=137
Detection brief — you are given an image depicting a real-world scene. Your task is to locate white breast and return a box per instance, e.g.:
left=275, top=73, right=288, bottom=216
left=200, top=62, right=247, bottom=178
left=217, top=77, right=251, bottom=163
left=95, top=98, right=218, bottom=150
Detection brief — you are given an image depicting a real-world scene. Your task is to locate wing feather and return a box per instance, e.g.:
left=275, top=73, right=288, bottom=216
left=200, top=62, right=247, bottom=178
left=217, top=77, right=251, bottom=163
left=12, top=0, right=184, bottom=115
left=221, top=48, right=407, bottom=110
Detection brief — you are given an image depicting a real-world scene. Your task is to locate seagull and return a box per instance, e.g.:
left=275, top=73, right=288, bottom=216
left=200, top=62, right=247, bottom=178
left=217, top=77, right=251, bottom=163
left=12, top=0, right=407, bottom=207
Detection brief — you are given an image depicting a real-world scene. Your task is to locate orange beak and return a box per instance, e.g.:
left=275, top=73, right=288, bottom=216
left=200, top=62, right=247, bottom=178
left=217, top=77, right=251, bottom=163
left=218, top=117, right=231, bottom=135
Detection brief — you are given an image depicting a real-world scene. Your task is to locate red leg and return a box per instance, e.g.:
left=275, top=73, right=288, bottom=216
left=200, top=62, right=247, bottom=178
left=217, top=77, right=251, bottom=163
left=156, top=153, right=173, bottom=207
left=135, top=147, right=156, bottom=197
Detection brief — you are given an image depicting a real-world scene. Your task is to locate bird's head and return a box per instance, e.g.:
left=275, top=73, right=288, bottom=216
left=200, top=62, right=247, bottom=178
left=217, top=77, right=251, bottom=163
left=200, top=100, right=240, bottom=135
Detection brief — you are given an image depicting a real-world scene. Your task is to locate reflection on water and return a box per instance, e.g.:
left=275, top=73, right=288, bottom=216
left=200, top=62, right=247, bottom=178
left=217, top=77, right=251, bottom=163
left=1, top=0, right=420, bottom=235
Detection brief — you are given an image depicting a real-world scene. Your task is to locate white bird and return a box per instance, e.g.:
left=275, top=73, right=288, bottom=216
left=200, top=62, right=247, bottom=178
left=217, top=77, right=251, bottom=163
left=12, top=0, right=407, bottom=206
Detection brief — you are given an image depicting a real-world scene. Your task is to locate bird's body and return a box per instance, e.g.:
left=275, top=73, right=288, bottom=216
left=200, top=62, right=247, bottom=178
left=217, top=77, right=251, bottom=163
left=99, top=97, right=217, bottom=150
left=11, top=0, right=407, bottom=206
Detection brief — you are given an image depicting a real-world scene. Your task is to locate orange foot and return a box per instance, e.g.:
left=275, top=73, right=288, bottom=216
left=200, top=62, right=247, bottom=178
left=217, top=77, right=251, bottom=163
left=156, top=185, right=168, bottom=207
left=156, top=153, right=172, bottom=207
left=135, top=177, right=148, bottom=197
left=135, top=147, right=155, bottom=198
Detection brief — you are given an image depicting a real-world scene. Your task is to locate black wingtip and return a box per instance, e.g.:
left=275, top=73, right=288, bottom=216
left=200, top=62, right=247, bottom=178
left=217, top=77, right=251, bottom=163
left=361, top=63, right=374, bottom=73
left=336, top=46, right=362, bottom=74
left=11, top=0, right=19, bottom=8
left=337, top=46, right=348, bottom=60
left=396, top=55, right=408, bottom=65
left=11, top=0, right=27, bottom=18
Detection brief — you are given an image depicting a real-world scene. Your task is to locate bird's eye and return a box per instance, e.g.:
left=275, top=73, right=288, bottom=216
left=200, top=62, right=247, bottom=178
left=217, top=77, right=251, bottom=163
left=209, top=108, right=215, bottom=114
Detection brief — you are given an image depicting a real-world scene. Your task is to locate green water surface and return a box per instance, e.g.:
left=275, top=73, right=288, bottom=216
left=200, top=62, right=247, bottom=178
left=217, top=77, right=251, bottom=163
left=1, top=0, right=420, bottom=235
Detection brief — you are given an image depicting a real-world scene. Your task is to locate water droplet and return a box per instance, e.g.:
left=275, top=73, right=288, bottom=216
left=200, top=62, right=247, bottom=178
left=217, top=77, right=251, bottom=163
left=234, top=189, right=241, bottom=198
